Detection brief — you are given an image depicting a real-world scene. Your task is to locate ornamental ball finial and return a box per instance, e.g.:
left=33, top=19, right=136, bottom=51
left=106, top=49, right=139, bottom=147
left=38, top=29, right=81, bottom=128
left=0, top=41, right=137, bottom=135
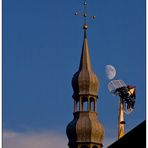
left=83, top=24, right=88, bottom=30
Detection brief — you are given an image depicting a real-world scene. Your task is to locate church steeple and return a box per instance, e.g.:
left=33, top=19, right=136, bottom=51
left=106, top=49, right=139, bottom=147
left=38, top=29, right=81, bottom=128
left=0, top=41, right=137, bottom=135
left=66, top=1, right=104, bottom=148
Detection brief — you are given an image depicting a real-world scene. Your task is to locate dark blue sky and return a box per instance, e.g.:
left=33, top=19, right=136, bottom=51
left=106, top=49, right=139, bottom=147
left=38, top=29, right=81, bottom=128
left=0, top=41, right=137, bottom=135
left=3, top=0, right=145, bottom=146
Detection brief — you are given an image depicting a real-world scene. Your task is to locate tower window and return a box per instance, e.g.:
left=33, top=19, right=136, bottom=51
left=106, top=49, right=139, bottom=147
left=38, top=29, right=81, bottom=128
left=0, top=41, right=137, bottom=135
left=82, top=97, right=88, bottom=102
left=91, top=101, right=94, bottom=112
left=90, top=97, right=95, bottom=112
left=83, top=101, right=88, bottom=111
left=82, top=97, right=88, bottom=111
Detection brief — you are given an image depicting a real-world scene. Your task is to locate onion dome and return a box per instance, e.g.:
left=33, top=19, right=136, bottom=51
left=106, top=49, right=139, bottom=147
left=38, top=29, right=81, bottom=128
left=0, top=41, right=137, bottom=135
left=72, top=31, right=99, bottom=97
left=66, top=112, right=104, bottom=147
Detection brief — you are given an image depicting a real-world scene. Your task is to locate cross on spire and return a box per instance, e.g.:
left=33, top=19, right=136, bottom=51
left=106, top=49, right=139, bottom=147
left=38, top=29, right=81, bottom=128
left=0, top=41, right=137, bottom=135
left=74, top=0, right=96, bottom=30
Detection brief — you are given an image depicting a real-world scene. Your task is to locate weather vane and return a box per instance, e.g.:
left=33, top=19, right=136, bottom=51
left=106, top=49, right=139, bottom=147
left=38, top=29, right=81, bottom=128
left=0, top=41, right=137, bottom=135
left=74, top=0, right=96, bottom=30
left=106, top=65, right=136, bottom=139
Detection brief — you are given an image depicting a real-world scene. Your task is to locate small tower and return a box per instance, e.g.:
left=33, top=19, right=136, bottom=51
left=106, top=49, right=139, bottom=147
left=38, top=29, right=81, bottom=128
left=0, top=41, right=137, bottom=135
left=66, top=1, right=104, bottom=148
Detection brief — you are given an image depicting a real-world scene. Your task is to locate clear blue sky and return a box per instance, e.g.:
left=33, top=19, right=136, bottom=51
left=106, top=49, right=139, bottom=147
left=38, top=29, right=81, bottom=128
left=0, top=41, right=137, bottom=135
left=3, top=0, right=145, bottom=147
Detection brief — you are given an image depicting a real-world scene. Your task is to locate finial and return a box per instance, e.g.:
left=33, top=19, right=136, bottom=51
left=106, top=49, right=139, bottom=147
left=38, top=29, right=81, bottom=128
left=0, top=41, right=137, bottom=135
left=83, top=0, right=88, bottom=30
left=74, top=0, right=96, bottom=30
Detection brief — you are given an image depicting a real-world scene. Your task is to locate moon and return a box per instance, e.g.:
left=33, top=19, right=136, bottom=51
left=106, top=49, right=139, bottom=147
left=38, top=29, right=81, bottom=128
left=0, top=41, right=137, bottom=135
left=105, top=65, right=116, bottom=80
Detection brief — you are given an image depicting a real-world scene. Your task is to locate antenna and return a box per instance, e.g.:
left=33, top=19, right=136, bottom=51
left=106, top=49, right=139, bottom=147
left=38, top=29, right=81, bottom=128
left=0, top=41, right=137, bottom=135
left=74, top=0, right=96, bottom=30
left=108, top=79, right=136, bottom=139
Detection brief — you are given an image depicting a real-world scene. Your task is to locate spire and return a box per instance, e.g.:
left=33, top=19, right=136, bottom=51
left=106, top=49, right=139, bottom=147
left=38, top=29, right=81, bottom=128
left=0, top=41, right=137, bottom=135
left=79, top=30, right=91, bottom=71
left=75, top=0, right=96, bottom=72
left=72, top=0, right=99, bottom=97
left=79, top=0, right=90, bottom=70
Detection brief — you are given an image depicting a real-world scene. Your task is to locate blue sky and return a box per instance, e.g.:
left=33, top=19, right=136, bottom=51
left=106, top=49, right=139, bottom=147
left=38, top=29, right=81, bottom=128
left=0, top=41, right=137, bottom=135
left=3, top=0, right=145, bottom=147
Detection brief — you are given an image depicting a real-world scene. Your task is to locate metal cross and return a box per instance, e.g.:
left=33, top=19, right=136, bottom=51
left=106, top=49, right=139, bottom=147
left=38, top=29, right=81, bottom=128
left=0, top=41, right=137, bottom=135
left=74, top=0, right=96, bottom=30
